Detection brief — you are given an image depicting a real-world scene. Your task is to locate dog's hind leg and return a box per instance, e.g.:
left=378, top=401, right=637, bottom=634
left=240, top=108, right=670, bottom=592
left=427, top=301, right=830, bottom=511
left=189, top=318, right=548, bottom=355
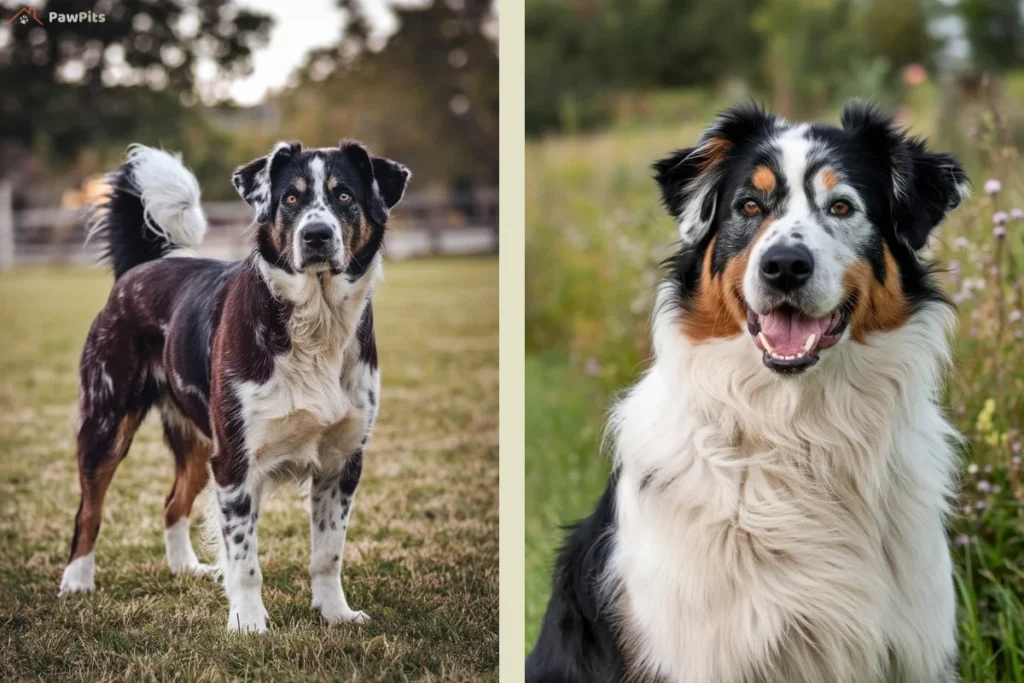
left=61, top=324, right=153, bottom=595
left=309, top=447, right=369, bottom=624
left=160, top=403, right=213, bottom=576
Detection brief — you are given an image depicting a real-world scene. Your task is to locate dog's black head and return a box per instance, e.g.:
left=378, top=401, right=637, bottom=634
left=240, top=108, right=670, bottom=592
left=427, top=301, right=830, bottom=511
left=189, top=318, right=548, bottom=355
left=655, top=102, right=968, bottom=376
left=233, top=141, right=410, bottom=277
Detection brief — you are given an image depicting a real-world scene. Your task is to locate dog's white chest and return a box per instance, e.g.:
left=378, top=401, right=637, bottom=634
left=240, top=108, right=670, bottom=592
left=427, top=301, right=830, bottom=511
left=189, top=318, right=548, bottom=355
left=236, top=350, right=361, bottom=473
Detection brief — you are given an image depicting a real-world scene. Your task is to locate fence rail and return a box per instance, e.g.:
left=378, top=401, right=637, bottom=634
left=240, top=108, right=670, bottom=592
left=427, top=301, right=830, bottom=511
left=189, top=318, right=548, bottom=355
left=0, top=183, right=498, bottom=268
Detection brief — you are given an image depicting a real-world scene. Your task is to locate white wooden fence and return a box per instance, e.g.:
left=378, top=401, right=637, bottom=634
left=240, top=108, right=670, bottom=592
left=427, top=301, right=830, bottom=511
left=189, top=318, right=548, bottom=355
left=0, top=182, right=498, bottom=268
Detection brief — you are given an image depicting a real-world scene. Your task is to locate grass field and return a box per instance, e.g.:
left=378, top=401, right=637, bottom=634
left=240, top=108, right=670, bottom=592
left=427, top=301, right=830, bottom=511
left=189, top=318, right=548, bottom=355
left=525, top=102, right=1024, bottom=681
left=0, top=257, right=498, bottom=682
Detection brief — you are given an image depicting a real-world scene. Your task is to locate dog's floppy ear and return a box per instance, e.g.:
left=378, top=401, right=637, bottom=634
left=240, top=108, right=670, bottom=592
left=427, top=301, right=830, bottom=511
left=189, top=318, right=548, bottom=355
left=841, top=101, right=969, bottom=250
left=339, top=141, right=411, bottom=226
left=232, top=141, right=302, bottom=223
left=654, top=104, right=779, bottom=246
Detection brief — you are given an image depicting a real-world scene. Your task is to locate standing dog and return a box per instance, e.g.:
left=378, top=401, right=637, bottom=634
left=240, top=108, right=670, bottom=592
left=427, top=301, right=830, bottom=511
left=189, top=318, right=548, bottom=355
left=59, top=141, right=410, bottom=633
left=527, top=103, right=969, bottom=682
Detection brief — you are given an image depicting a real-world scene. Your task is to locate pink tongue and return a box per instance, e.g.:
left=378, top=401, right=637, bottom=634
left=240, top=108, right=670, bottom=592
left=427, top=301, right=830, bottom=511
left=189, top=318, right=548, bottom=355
left=759, top=309, right=834, bottom=356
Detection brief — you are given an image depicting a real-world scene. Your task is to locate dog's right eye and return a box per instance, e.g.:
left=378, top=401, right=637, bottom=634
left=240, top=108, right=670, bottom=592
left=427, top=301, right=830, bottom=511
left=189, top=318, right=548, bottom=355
left=285, top=194, right=298, bottom=205
left=741, top=200, right=761, bottom=217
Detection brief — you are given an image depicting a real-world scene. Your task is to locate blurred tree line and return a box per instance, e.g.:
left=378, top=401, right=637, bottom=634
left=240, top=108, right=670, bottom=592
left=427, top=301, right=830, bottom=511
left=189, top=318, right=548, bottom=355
left=0, top=0, right=497, bottom=204
left=525, top=0, right=1024, bottom=136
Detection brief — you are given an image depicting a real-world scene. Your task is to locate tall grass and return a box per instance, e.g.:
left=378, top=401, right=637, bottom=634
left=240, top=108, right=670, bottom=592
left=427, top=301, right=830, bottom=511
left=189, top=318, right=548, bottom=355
left=525, top=92, right=1024, bottom=679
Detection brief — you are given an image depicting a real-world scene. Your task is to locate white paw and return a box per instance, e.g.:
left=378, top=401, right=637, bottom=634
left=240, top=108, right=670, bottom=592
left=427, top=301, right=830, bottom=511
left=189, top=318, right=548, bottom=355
left=316, top=602, right=371, bottom=625
left=227, top=605, right=268, bottom=633
left=169, top=560, right=217, bottom=577
left=59, top=554, right=96, bottom=596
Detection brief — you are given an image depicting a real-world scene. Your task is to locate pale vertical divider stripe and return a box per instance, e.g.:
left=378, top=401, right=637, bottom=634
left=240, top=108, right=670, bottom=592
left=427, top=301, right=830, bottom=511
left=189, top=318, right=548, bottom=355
left=498, top=0, right=526, bottom=679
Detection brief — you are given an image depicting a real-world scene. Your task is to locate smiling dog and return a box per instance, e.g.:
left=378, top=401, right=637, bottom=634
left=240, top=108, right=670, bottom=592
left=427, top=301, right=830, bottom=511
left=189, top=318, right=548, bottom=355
left=59, top=141, right=409, bottom=633
left=527, top=103, right=969, bottom=682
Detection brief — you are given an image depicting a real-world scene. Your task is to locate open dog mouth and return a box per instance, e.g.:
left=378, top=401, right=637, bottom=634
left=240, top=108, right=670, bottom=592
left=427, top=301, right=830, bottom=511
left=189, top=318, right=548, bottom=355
left=745, top=302, right=850, bottom=374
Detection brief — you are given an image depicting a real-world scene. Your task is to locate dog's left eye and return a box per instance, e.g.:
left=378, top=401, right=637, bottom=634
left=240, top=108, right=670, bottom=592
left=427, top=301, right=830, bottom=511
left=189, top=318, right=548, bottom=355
left=338, top=192, right=351, bottom=203
left=830, top=200, right=852, bottom=216
left=285, top=194, right=298, bottom=205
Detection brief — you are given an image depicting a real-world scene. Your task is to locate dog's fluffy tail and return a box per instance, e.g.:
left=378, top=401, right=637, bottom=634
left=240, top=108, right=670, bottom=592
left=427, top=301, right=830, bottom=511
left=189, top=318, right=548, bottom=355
left=87, top=145, right=207, bottom=279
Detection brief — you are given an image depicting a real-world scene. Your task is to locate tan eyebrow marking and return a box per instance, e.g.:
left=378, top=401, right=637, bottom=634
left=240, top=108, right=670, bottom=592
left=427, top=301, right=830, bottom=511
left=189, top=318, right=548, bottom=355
left=752, top=165, right=776, bottom=193
left=293, top=178, right=307, bottom=192
left=327, top=176, right=339, bottom=191
left=821, top=168, right=839, bottom=191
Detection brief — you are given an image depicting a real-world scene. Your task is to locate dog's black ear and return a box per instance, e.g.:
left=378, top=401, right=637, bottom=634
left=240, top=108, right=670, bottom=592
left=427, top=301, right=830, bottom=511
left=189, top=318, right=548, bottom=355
left=841, top=102, right=968, bottom=250
left=232, top=141, right=302, bottom=223
left=340, top=141, right=411, bottom=226
left=654, top=103, right=779, bottom=246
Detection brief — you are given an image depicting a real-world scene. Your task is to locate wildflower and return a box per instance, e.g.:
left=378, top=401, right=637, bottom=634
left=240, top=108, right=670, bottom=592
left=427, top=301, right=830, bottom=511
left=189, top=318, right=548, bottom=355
left=993, top=485, right=1002, bottom=495
left=956, top=533, right=972, bottom=546
left=993, top=211, right=1008, bottom=225
left=985, top=179, right=1002, bottom=195
left=984, top=464, right=994, bottom=473
left=954, top=236, right=970, bottom=251
left=967, top=463, right=980, bottom=474
left=994, top=226, right=1007, bottom=239
left=583, top=357, right=602, bottom=377
left=977, top=480, right=992, bottom=492
left=1013, top=440, right=1022, bottom=455
left=1011, top=310, right=1023, bottom=323
left=975, top=499, right=987, bottom=510
left=1013, top=208, right=1024, bottom=220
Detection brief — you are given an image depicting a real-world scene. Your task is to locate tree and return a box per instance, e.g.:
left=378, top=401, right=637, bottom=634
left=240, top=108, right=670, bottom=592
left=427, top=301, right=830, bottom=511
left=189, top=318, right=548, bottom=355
left=280, top=0, right=498, bottom=189
left=0, top=0, right=272, bottom=181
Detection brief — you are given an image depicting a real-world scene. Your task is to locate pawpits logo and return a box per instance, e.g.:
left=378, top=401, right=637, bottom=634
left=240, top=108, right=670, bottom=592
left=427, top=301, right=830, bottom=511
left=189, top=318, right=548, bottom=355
left=6, top=6, right=107, bottom=26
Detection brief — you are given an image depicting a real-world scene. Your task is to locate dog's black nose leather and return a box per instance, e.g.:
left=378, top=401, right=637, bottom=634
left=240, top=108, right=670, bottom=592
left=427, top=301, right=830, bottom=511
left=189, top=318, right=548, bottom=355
left=302, top=223, right=333, bottom=248
left=760, top=244, right=814, bottom=291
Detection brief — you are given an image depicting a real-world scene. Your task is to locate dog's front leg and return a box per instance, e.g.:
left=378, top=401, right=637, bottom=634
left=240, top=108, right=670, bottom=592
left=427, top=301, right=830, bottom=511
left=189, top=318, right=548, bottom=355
left=213, top=478, right=267, bottom=633
left=309, top=448, right=368, bottom=624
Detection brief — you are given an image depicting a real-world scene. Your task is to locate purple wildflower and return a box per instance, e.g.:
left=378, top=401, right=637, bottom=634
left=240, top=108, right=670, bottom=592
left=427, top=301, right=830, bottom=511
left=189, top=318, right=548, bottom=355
left=985, top=179, right=1002, bottom=195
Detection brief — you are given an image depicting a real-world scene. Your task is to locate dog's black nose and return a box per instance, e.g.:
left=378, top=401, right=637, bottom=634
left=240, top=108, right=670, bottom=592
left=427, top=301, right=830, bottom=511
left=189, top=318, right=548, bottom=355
left=760, top=244, right=814, bottom=291
left=302, top=223, right=333, bottom=249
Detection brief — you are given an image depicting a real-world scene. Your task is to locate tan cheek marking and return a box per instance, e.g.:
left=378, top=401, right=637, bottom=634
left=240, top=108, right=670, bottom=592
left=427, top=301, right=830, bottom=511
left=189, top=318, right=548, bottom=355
left=293, top=178, right=307, bottom=192
left=752, top=165, right=776, bottom=193
left=327, top=177, right=338, bottom=192
left=680, top=218, right=775, bottom=342
left=821, top=169, right=839, bottom=191
left=843, top=244, right=909, bottom=341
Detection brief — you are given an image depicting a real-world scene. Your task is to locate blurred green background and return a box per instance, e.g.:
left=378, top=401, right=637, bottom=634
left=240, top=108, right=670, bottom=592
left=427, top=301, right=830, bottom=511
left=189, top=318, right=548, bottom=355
left=525, top=1, right=1024, bottom=680
left=0, top=0, right=497, bottom=206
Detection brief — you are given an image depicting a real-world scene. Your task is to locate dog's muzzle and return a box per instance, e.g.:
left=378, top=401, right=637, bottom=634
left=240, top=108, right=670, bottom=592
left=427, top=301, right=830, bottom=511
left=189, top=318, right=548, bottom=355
left=298, top=223, right=341, bottom=270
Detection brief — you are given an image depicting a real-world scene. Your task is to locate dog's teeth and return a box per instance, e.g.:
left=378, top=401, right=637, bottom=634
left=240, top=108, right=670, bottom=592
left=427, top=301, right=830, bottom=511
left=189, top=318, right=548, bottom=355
left=802, top=334, right=817, bottom=352
left=758, top=332, right=774, bottom=353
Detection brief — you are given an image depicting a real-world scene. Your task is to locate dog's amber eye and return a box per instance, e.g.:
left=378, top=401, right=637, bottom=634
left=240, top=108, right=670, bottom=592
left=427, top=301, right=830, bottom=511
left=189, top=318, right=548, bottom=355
left=338, top=192, right=351, bottom=203
left=830, top=200, right=851, bottom=216
left=285, top=194, right=298, bottom=205
left=743, top=200, right=760, bottom=216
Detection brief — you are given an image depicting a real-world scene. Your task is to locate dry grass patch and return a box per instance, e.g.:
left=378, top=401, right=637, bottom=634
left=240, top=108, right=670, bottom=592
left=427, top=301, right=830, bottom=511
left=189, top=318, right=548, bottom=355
left=0, top=257, right=498, bottom=682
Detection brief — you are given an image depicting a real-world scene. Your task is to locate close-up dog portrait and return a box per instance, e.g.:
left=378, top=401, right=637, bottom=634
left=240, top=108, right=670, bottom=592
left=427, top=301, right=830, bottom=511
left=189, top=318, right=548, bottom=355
left=0, top=1, right=498, bottom=681
left=525, top=2, right=1024, bottom=682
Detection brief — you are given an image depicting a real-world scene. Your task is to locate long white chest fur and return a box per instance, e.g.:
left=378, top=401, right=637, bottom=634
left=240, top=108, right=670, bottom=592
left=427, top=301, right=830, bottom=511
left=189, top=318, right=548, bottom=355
left=607, top=296, right=960, bottom=683
left=237, top=261, right=381, bottom=479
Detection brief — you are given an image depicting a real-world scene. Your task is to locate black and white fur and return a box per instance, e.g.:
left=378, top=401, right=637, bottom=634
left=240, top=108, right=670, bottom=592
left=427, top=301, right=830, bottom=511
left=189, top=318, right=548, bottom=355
left=59, top=141, right=409, bottom=634
left=527, top=104, right=969, bottom=683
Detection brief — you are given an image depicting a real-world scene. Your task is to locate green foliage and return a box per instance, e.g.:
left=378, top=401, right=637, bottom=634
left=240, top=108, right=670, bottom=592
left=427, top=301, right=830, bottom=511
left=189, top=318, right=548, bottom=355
left=282, top=0, right=498, bottom=189
left=956, top=0, right=1024, bottom=72
left=525, top=0, right=763, bottom=135
left=0, top=0, right=273, bottom=168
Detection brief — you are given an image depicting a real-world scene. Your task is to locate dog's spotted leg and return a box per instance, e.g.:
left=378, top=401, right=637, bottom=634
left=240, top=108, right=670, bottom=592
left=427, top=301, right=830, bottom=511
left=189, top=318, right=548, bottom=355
left=213, top=480, right=267, bottom=633
left=309, top=448, right=368, bottom=624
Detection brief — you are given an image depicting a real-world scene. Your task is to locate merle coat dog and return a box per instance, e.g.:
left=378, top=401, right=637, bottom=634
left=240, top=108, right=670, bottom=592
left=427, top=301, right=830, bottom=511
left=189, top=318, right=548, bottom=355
left=59, top=141, right=410, bottom=633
